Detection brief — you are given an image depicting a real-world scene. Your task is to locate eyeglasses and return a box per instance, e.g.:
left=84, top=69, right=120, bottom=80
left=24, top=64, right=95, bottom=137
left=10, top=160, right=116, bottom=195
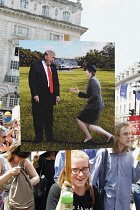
left=0, top=136, right=7, bottom=139
left=71, top=167, right=90, bottom=175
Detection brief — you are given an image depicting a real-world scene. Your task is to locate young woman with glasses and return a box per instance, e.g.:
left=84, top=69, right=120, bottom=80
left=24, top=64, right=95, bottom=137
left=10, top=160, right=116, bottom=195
left=46, top=150, right=103, bottom=210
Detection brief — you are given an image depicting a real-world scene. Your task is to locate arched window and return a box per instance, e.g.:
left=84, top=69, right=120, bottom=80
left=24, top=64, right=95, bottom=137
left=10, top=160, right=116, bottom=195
left=62, top=11, right=70, bottom=22
left=42, top=6, right=50, bottom=17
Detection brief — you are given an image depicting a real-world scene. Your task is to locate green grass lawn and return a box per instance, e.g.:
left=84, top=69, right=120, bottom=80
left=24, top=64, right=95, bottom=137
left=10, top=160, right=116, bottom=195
left=20, top=67, right=115, bottom=151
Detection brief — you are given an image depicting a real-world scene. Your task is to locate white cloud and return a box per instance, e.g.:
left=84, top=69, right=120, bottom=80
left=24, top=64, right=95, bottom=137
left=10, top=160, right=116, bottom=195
left=39, top=45, right=55, bottom=52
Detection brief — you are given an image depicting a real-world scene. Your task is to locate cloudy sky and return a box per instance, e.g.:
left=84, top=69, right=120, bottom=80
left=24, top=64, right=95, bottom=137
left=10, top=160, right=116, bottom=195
left=79, top=0, right=140, bottom=73
left=19, top=40, right=108, bottom=59
left=20, top=0, right=140, bottom=73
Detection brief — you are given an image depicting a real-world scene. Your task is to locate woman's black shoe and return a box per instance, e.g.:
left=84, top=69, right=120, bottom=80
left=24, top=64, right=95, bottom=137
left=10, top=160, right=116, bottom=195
left=107, top=136, right=114, bottom=144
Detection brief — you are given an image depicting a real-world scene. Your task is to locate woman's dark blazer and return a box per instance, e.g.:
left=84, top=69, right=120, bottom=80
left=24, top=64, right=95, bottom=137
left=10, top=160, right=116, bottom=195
left=78, top=76, right=104, bottom=110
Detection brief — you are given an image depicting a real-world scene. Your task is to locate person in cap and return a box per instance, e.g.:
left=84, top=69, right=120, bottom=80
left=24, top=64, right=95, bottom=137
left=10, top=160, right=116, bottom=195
left=70, top=63, right=114, bottom=143
left=0, top=140, right=39, bottom=209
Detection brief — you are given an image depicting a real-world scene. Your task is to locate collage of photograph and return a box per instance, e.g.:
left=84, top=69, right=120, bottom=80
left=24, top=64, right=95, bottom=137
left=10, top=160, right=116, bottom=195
left=0, top=0, right=140, bottom=210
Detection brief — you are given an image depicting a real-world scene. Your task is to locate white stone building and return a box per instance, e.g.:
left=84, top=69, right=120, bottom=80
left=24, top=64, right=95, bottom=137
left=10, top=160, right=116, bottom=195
left=0, top=0, right=87, bottom=116
left=115, top=61, right=140, bottom=123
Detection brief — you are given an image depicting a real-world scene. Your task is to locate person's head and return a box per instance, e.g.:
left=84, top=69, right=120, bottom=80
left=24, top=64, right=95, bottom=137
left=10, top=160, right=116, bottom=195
left=7, top=141, right=31, bottom=163
left=113, top=121, right=133, bottom=154
left=44, top=50, right=55, bottom=65
left=84, top=63, right=96, bottom=78
left=0, top=128, right=7, bottom=143
left=58, top=150, right=91, bottom=190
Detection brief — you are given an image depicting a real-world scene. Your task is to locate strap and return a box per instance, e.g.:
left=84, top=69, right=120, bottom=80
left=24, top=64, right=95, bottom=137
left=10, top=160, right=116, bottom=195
left=102, top=148, right=108, bottom=188
left=39, top=155, right=46, bottom=177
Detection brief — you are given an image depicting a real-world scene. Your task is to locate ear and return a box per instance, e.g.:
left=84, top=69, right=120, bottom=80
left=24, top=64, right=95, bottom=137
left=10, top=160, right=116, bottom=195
left=44, top=55, right=48, bottom=60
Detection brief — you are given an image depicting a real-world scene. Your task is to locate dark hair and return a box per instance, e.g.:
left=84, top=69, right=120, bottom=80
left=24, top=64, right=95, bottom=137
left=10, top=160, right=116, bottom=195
left=7, top=141, right=31, bottom=162
left=84, top=63, right=96, bottom=74
left=41, top=151, right=58, bottom=158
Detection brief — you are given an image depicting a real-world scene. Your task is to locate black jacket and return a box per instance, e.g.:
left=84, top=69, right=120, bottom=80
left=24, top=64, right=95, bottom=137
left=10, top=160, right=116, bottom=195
left=29, top=61, right=60, bottom=105
left=78, top=76, right=104, bottom=110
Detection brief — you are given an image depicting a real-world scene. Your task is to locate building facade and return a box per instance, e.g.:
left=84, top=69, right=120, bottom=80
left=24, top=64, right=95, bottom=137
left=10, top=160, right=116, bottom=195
left=115, top=61, right=140, bottom=123
left=0, top=0, right=87, bottom=115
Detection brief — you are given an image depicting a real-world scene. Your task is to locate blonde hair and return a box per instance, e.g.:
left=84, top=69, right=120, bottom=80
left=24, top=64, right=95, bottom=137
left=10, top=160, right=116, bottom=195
left=113, top=121, right=133, bottom=154
left=58, top=150, right=91, bottom=190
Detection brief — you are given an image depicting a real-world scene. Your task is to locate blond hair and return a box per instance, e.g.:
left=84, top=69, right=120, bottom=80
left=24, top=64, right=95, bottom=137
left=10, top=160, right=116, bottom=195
left=58, top=150, right=91, bottom=190
left=113, top=121, right=133, bottom=154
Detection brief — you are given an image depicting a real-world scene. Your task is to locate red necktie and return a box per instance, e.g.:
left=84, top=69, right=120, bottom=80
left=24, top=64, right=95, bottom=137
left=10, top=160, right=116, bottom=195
left=47, top=66, right=54, bottom=93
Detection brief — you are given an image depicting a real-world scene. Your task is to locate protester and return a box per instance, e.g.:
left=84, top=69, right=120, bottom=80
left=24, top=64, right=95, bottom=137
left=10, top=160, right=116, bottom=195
left=0, top=128, right=12, bottom=153
left=132, top=147, right=140, bottom=210
left=54, top=149, right=99, bottom=182
left=0, top=141, right=39, bottom=209
left=33, top=151, right=58, bottom=210
left=70, top=63, right=114, bottom=144
left=90, top=121, right=140, bottom=210
left=46, top=150, right=103, bottom=210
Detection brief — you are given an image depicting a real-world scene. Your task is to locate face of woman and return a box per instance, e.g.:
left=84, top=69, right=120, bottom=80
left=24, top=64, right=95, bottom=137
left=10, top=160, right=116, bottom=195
left=85, top=69, right=92, bottom=78
left=71, top=157, right=90, bottom=189
left=13, top=155, right=25, bottom=164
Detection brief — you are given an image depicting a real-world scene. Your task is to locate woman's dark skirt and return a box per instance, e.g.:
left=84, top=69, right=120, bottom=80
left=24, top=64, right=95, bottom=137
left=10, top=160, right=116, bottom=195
left=77, top=108, right=101, bottom=125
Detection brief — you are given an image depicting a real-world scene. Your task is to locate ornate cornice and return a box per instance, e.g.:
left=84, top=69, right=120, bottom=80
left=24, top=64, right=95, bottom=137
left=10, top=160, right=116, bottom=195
left=0, top=6, right=87, bottom=35
left=30, top=0, right=82, bottom=9
left=30, top=0, right=46, bottom=4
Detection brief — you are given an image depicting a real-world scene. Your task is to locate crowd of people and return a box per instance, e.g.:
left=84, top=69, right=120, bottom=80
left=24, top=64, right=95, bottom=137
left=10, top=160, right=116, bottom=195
left=0, top=121, right=139, bottom=210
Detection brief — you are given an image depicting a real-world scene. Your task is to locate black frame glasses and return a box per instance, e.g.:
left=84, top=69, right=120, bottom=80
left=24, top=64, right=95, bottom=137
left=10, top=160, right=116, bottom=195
left=71, top=167, right=90, bottom=175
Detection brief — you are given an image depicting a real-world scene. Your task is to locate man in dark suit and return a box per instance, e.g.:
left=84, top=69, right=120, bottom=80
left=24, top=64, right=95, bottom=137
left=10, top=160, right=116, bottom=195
left=29, top=50, right=60, bottom=143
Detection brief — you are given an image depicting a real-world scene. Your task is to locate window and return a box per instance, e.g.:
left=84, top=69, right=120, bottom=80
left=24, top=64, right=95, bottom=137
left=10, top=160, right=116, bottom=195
left=0, top=0, right=4, bottom=5
left=42, top=6, right=50, bottom=17
left=126, top=71, right=129, bottom=76
left=13, top=25, right=29, bottom=38
left=10, top=60, right=19, bottom=70
left=129, top=92, right=132, bottom=100
left=9, top=95, right=18, bottom=107
left=20, top=0, right=28, bottom=10
left=124, top=104, right=126, bottom=113
left=2, top=95, right=19, bottom=108
left=120, top=105, right=122, bottom=114
left=15, top=47, right=19, bottom=56
left=62, top=11, right=70, bottom=22
left=2, top=97, right=7, bottom=107
left=116, top=106, right=118, bottom=115
left=55, top=8, right=58, bottom=17
left=49, top=33, right=63, bottom=41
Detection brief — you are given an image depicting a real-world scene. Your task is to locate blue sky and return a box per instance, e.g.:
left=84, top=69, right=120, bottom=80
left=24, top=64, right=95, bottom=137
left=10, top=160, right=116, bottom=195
left=19, top=40, right=108, bottom=59
left=79, top=0, right=140, bottom=73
